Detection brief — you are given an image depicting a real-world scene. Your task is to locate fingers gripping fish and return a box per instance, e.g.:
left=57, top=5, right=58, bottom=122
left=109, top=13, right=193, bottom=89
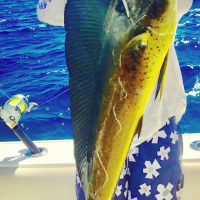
left=64, top=0, right=177, bottom=199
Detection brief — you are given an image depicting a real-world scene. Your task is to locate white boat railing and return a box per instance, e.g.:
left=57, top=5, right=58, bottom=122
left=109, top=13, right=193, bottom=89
left=0, top=134, right=199, bottom=200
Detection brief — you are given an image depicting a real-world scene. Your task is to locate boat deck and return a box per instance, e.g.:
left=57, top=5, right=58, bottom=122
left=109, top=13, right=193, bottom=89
left=0, top=134, right=199, bottom=200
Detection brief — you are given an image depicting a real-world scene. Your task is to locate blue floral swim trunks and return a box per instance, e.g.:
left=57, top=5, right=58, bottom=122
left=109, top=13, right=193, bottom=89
left=75, top=116, right=184, bottom=200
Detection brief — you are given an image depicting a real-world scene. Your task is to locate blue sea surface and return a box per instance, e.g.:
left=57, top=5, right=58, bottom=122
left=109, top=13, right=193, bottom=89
left=0, top=0, right=199, bottom=142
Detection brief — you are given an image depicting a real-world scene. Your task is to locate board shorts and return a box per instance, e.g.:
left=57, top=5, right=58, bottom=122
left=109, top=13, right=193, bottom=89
left=75, top=116, right=184, bottom=200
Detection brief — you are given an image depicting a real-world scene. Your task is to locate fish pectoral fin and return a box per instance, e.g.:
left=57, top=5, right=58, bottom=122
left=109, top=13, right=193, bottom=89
left=134, top=115, right=143, bottom=139
left=155, top=52, right=169, bottom=100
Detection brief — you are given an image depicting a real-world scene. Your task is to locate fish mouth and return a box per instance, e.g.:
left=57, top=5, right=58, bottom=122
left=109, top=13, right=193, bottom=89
left=64, top=0, right=176, bottom=199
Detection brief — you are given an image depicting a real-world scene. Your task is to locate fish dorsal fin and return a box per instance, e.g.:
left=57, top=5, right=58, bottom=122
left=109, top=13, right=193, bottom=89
left=155, top=52, right=169, bottom=100
left=64, top=0, right=115, bottom=197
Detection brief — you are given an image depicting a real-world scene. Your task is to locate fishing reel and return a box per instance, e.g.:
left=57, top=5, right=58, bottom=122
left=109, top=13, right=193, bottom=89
left=0, top=94, right=38, bottom=124
left=0, top=94, right=47, bottom=157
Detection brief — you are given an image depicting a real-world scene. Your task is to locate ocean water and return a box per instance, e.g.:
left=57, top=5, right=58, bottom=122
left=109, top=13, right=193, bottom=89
left=0, top=0, right=199, bottom=142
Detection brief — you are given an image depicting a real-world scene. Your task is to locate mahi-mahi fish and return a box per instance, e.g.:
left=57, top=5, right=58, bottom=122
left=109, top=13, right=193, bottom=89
left=64, top=0, right=177, bottom=199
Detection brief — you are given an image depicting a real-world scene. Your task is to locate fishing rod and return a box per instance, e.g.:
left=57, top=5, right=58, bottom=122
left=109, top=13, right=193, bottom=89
left=0, top=93, right=48, bottom=157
